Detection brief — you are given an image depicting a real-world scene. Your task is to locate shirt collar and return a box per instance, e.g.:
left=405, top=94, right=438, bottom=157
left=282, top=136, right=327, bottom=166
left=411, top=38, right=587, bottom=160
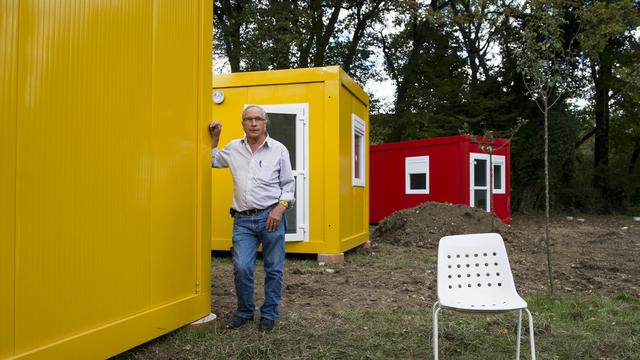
left=242, top=134, right=271, bottom=148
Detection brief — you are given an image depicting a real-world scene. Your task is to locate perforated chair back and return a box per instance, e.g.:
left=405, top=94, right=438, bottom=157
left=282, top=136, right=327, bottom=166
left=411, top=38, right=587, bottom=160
left=437, top=233, right=526, bottom=311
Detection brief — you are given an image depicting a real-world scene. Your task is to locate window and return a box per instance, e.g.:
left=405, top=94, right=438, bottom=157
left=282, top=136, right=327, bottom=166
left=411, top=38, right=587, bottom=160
left=352, top=114, right=366, bottom=187
left=405, top=156, right=429, bottom=194
left=492, top=155, right=506, bottom=194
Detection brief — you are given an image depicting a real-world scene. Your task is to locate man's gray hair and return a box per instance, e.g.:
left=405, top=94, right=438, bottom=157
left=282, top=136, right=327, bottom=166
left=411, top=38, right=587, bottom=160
left=242, top=105, right=269, bottom=123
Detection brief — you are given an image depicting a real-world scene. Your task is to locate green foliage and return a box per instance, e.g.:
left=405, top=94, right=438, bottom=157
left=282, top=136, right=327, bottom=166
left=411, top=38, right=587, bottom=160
left=447, top=0, right=505, bottom=86
left=510, top=106, right=580, bottom=212
left=575, top=0, right=640, bottom=194
left=578, top=0, right=640, bottom=59
left=380, top=2, right=500, bottom=141
left=214, top=0, right=391, bottom=85
left=514, top=0, right=575, bottom=105
left=369, top=113, right=394, bottom=144
left=608, top=32, right=640, bottom=211
left=214, top=0, right=640, bottom=213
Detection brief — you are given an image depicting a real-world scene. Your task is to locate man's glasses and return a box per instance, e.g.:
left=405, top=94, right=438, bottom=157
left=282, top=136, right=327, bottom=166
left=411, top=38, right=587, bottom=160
left=242, top=116, right=266, bottom=122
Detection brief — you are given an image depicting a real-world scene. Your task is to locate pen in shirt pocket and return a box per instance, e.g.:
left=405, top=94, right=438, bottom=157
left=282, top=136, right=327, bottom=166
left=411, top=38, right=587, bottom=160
left=259, top=160, right=262, bottom=167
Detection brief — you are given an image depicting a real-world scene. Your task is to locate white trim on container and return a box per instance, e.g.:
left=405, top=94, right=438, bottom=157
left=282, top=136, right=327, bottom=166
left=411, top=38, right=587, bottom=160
left=352, top=114, right=366, bottom=187
left=255, top=103, right=309, bottom=242
left=405, top=156, right=429, bottom=194
left=492, top=155, right=506, bottom=194
left=470, top=152, right=491, bottom=212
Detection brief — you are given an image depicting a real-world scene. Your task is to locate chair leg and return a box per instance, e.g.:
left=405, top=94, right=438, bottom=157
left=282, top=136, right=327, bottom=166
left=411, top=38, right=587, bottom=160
left=432, top=301, right=440, bottom=360
left=430, top=304, right=535, bottom=360
left=525, top=308, right=536, bottom=360
left=515, top=309, right=522, bottom=360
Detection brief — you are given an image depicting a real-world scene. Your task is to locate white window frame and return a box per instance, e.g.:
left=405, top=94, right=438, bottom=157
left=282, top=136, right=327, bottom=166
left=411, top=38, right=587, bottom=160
left=254, top=103, right=309, bottom=242
left=405, top=156, right=429, bottom=194
left=352, top=114, right=366, bottom=187
left=470, top=152, right=491, bottom=212
left=492, top=155, right=506, bottom=194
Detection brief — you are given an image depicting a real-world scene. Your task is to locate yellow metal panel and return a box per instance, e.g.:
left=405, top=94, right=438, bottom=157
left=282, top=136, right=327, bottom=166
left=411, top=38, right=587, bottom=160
left=195, top=0, right=213, bottom=328
left=338, top=82, right=370, bottom=253
left=211, top=67, right=370, bottom=255
left=211, top=87, right=247, bottom=249
left=211, top=83, right=333, bottom=252
left=213, top=66, right=337, bottom=89
left=149, top=0, right=200, bottom=306
left=12, top=295, right=209, bottom=360
left=1, top=0, right=19, bottom=357
left=320, top=79, right=343, bottom=254
left=4, top=1, right=212, bottom=358
left=15, top=2, right=154, bottom=352
left=338, top=68, right=370, bottom=108
left=212, top=67, right=369, bottom=107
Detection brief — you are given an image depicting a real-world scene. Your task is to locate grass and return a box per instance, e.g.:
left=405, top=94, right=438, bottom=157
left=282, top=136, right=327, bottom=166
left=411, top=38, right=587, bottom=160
left=116, top=293, right=640, bottom=360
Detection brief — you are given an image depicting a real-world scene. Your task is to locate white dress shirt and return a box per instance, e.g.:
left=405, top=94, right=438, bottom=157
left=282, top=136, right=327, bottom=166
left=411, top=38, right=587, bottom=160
left=212, top=135, right=295, bottom=212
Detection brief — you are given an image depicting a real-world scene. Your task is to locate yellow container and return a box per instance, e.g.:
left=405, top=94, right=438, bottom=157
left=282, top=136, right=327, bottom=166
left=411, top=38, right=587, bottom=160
left=211, top=66, right=370, bottom=255
left=1, top=1, right=212, bottom=358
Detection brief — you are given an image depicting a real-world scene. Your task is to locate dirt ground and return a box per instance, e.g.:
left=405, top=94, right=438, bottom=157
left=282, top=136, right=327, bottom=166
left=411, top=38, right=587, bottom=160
left=211, top=202, right=640, bottom=321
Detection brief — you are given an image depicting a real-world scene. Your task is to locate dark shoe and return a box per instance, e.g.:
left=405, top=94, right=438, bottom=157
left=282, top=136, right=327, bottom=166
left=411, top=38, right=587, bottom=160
left=226, top=316, right=252, bottom=329
left=259, top=318, right=276, bottom=332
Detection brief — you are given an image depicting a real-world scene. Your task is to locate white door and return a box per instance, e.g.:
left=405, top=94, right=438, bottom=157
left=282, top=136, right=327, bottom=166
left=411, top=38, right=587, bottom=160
left=470, top=153, right=490, bottom=212
left=257, top=104, right=308, bottom=241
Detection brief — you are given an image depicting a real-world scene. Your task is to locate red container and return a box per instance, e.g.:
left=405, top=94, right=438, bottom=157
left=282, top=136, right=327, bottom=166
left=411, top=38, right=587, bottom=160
left=370, top=135, right=511, bottom=224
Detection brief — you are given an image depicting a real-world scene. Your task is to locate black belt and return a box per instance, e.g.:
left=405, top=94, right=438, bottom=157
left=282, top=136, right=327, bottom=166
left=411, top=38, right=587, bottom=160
left=236, top=208, right=265, bottom=216
left=231, top=203, right=277, bottom=217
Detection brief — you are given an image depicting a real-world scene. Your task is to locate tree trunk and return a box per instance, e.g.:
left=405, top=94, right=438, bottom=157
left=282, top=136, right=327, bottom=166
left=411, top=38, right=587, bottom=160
left=214, top=0, right=244, bottom=72
left=298, top=33, right=314, bottom=68
left=343, top=0, right=387, bottom=73
left=394, top=17, right=428, bottom=112
left=389, top=17, right=430, bottom=141
left=451, top=1, right=477, bottom=86
left=592, top=45, right=613, bottom=191
left=544, top=102, right=554, bottom=295
left=342, top=2, right=367, bottom=72
left=299, top=0, right=324, bottom=68
left=313, top=0, right=344, bottom=67
left=629, top=137, right=640, bottom=175
left=342, top=22, right=366, bottom=73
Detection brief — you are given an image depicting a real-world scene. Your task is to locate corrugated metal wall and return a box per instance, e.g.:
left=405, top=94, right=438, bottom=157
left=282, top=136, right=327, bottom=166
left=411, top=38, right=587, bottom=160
left=210, top=67, right=370, bottom=255
left=1, top=1, right=212, bottom=358
left=1, top=1, right=20, bottom=357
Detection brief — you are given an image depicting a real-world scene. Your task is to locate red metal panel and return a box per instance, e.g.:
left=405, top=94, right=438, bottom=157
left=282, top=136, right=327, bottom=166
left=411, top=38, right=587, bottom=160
left=370, top=136, right=511, bottom=224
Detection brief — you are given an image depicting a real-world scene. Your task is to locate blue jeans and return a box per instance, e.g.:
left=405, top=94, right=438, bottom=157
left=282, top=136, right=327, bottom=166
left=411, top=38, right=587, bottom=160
left=232, top=207, right=286, bottom=321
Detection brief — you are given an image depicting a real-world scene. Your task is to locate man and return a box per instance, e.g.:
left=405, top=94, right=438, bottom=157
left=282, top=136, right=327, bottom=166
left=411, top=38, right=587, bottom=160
left=209, top=105, right=295, bottom=332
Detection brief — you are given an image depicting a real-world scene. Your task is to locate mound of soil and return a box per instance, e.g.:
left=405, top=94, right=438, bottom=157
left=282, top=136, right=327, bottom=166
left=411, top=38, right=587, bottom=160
left=372, top=201, right=511, bottom=248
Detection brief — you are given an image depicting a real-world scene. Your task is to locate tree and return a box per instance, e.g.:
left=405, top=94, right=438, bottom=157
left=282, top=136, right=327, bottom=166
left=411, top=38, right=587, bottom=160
left=447, top=0, right=506, bottom=88
left=380, top=0, right=467, bottom=141
left=444, top=0, right=523, bottom=133
left=514, top=0, right=576, bottom=294
left=577, top=0, right=640, bottom=193
left=214, top=0, right=250, bottom=72
left=608, top=45, right=640, bottom=209
left=342, top=0, right=389, bottom=71
left=214, top=0, right=392, bottom=85
left=379, top=0, right=525, bottom=142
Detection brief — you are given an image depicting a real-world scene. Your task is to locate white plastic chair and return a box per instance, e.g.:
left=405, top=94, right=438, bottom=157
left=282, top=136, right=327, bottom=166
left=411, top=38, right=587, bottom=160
left=432, top=233, right=536, bottom=359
